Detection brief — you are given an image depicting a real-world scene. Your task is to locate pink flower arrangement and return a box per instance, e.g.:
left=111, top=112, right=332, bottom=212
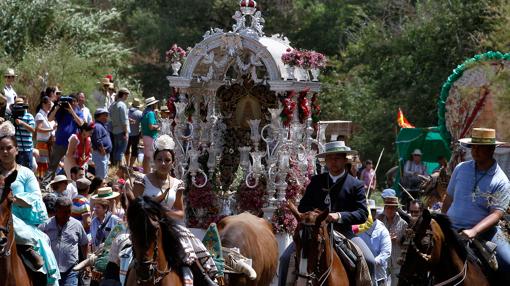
left=281, top=48, right=304, bottom=67
left=165, top=44, right=187, bottom=63
left=236, top=177, right=267, bottom=215
left=272, top=201, right=298, bottom=234
left=282, top=49, right=327, bottom=69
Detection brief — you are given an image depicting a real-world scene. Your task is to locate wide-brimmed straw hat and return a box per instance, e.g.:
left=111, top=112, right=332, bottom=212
left=91, top=187, right=120, bottom=200
left=49, top=175, right=72, bottom=186
left=131, top=98, right=142, bottom=108
left=383, top=196, right=400, bottom=207
left=316, top=141, right=357, bottom=158
left=458, top=128, right=506, bottom=147
left=145, top=97, right=159, bottom=107
left=411, top=149, right=422, bottom=156
left=4, top=68, right=16, bottom=77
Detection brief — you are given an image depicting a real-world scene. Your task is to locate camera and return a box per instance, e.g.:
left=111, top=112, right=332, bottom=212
left=57, top=96, right=74, bottom=109
left=10, top=103, right=28, bottom=119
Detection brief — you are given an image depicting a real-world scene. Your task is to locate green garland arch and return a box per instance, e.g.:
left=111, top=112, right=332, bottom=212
left=437, top=51, right=510, bottom=142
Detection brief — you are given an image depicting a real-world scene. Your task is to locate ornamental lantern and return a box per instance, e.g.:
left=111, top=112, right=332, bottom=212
left=240, top=0, right=257, bottom=15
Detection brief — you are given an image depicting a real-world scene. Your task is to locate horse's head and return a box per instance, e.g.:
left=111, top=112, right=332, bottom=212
left=398, top=209, right=444, bottom=285
left=287, top=202, right=330, bottom=284
left=126, top=195, right=166, bottom=283
left=0, top=170, right=17, bottom=257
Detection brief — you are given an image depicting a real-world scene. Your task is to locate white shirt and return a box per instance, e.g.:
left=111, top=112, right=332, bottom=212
left=3, top=85, right=17, bottom=109
left=329, top=170, right=345, bottom=183
left=66, top=182, right=78, bottom=200
left=80, top=106, right=92, bottom=123
left=35, top=109, right=55, bottom=141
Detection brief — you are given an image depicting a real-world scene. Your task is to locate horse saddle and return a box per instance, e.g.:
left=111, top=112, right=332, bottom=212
left=469, top=238, right=498, bottom=271
left=332, top=232, right=358, bottom=271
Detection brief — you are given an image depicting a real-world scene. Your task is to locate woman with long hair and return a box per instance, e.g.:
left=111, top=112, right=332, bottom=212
left=34, top=95, right=56, bottom=178
left=64, top=122, right=94, bottom=178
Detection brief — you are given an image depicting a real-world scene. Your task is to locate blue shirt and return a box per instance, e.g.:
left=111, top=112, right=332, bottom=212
left=359, top=219, right=392, bottom=282
left=91, top=121, right=112, bottom=153
left=128, top=107, right=143, bottom=136
left=55, top=108, right=84, bottom=147
left=39, top=217, right=89, bottom=273
left=90, top=213, right=121, bottom=249
left=14, top=111, right=35, bottom=151
left=447, top=160, right=510, bottom=230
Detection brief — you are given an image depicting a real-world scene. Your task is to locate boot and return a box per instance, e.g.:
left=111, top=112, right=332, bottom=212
left=19, top=245, right=44, bottom=270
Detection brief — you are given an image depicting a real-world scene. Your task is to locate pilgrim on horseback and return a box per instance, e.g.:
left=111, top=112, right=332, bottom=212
left=442, top=127, right=510, bottom=284
left=279, top=141, right=376, bottom=286
left=0, top=120, right=60, bottom=285
left=126, top=134, right=219, bottom=285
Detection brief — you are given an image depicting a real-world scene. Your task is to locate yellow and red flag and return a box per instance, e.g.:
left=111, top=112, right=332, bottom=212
left=397, top=108, right=414, bottom=128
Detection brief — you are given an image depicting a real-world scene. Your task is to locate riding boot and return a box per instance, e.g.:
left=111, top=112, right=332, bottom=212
left=18, top=244, right=44, bottom=270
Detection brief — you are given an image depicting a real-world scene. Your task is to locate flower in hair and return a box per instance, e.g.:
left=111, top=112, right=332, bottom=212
left=0, top=121, right=15, bottom=138
left=155, top=134, right=176, bottom=151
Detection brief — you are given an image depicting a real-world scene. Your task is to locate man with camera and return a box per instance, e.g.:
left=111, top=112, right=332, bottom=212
left=11, top=97, right=36, bottom=169
left=42, top=94, right=84, bottom=187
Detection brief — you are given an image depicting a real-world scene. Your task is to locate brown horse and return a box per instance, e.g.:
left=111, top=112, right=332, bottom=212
left=287, top=203, right=349, bottom=286
left=217, top=212, right=278, bottom=286
left=420, top=168, right=450, bottom=209
left=0, top=171, right=32, bottom=286
left=398, top=209, right=489, bottom=286
left=125, top=195, right=186, bottom=286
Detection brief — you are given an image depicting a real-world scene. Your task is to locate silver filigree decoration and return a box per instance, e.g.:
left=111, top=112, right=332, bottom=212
left=203, top=28, right=225, bottom=40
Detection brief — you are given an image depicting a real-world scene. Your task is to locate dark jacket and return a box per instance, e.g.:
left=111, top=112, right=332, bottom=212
left=299, top=172, right=368, bottom=236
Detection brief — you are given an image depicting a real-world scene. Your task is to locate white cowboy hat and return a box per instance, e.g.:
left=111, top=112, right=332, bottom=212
left=144, top=97, right=159, bottom=107
left=411, top=149, right=423, bottom=156
left=49, top=175, right=72, bottom=186
left=91, top=187, right=120, bottom=200
left=458, top=128, right=506, bottom=146
left=316, top=141, right=357, bottom=158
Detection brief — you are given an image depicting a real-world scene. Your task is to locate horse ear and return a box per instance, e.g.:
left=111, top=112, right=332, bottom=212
left=316, top=209, right=330, bottom=226
left=286, top=201, right=302, bottom=221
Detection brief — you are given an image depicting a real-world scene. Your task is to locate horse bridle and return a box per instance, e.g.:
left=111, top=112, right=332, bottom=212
left=399, top=218, right=468, bottom=286
left=133, top=215, right=171, bottom=285
left=0, top=215, right=13, bottom=257
left=296, top=223, right=332, bottom=286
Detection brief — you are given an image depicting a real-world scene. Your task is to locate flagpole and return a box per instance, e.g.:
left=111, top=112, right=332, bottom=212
left=367, top=148, right=384, bottom=199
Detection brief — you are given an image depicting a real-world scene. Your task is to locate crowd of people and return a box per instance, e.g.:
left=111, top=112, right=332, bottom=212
left=0, top=70, right=194, bottom=286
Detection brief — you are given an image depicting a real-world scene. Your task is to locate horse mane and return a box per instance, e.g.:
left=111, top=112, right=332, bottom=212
left=429, top=212, right=468, bottom=261
left=127, top=196, right=185, bottom=268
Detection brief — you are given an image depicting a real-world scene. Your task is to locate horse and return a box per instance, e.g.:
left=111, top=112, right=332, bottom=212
left=287, top=203, right=349, bottom=286
left=397, top=209, right=490, bottom=286
left=217, top=212, right=278, bottom=286
left=420, top=168, right=450, bottom=209
left=125, top=195, right=213, bottom=286
left=0, top=170, right=32, bottom=286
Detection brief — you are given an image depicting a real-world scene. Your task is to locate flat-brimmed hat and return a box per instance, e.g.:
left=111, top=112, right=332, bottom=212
left=4, top=68, right=16, bottom=77
left=49, top=175, right=72, bottom=186
left=91, top=187, right=120, bottom=200
left=383, top=196, right=400, bottom=207
left=14, top=97, right=24, bottom=104
left=458, top=128, right=506, bottom=147
left=99, top=77, right=111, bottom=86
left=411, top=149, right=423, bottom=156
left=131, top=98, right=142, bottom=108
left=316, top=141, right=357, bottom=158
left=160, top=105, right=169, bottom=112
left=94, top=107, right=109, bottom=116
left=145, top=97, right=159, bottom=107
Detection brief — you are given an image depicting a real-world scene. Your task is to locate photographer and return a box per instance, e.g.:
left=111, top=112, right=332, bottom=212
left=11, top=97, right=36, bottom=169
left=42, top=93, right=84, bottom=187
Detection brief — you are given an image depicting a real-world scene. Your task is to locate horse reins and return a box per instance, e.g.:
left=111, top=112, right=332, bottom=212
left=0, top=215, right=13, bottom=257
left=133, top=206, right=171, bottom=285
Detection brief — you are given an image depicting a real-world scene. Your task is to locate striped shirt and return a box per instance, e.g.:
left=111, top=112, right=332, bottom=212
left=14, top=111, right=35, bottom=151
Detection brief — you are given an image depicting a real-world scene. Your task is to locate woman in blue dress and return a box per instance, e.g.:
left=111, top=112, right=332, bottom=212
left=0, top=121, right=60, bottom=285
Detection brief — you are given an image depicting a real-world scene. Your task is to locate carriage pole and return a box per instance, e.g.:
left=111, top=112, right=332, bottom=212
left=367, top=148, right=384, bottom=199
